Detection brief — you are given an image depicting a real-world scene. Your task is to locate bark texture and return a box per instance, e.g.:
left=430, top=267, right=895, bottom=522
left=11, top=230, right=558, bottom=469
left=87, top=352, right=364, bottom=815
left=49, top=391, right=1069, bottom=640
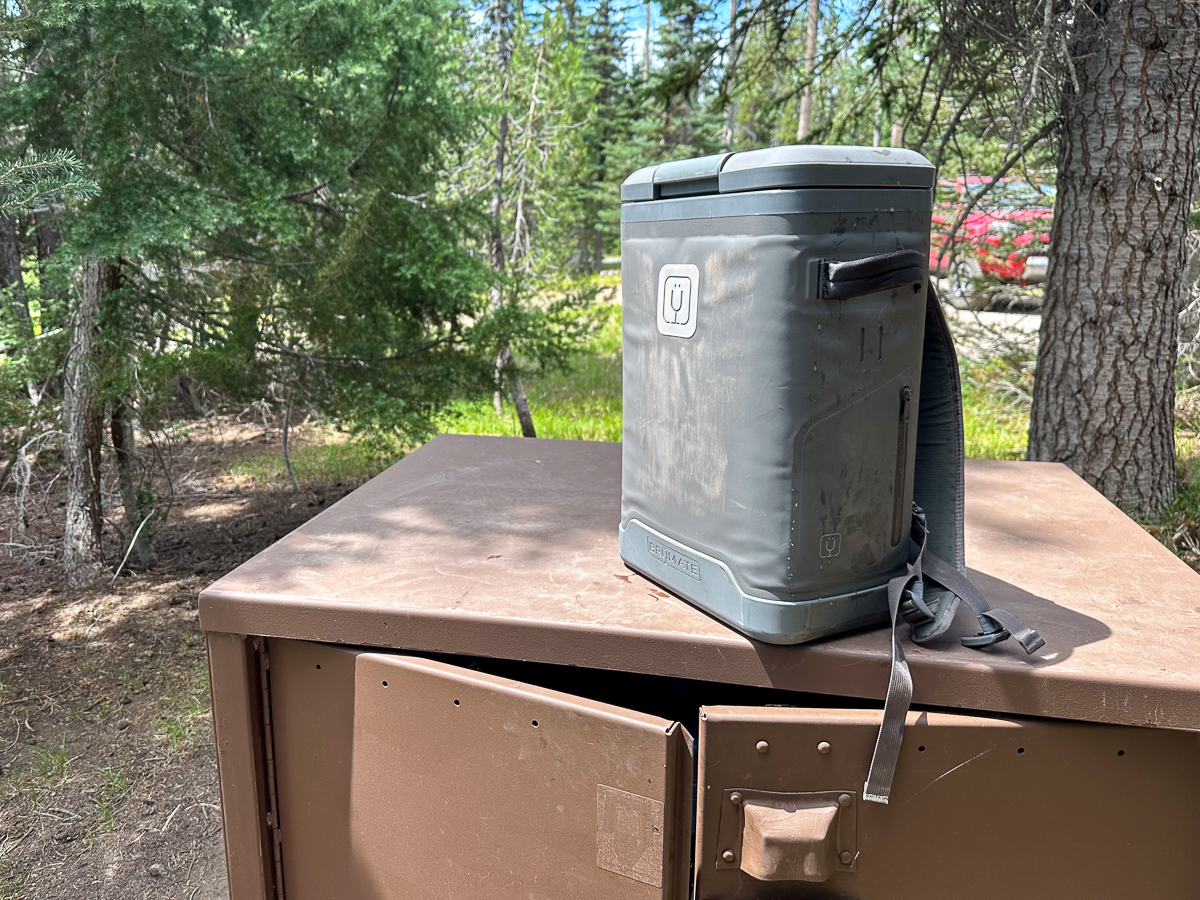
left=62, top=258, right=114, bottom=585
left=796, top=0, right=818, bottom=141
left=0, top=215, right=31, bottom=322
left=1028, top=0, right=1200, bottom=519
left=111, top=400, right=157, bottom=567
left=34, top=212, right=61, bottom=274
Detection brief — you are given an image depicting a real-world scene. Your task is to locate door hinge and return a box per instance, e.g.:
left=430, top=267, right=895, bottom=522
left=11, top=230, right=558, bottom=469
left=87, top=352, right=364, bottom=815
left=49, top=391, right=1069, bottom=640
left=255, top=638, right=286, bottom=900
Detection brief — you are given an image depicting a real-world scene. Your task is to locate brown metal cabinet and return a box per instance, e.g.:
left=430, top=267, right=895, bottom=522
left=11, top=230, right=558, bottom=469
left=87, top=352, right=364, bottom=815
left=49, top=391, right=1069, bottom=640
left=203, top=435, right=1200, bottom=900
left=266, top=640, right=693, bottom=900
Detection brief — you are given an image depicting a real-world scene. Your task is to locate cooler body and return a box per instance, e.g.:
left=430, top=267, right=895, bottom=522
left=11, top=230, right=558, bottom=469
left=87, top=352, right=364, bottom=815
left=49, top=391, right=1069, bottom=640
left=619, top=147, right=935, bottom=644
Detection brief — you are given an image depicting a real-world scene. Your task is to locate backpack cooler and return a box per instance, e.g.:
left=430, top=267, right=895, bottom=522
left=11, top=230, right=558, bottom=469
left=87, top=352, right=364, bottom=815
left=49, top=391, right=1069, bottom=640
left=618, top=146, right=1043, bottom=803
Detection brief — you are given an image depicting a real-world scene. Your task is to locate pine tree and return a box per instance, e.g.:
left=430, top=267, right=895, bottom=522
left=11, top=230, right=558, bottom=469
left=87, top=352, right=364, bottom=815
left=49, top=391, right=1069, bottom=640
left=3, top=0, right=494, bottom=577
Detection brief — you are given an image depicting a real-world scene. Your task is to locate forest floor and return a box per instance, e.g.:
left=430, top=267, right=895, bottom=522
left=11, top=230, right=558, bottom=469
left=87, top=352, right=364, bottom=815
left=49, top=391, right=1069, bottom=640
left=0, top=418, right=367, bottom=900
left=1, top=293, right=1198, bottom=900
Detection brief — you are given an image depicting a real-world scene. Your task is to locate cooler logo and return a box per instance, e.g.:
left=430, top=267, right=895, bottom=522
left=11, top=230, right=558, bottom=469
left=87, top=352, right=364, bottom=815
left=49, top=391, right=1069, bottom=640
left=647, top=536, right=702, bottom=580
left=656, top=264, right=699, bottom=338
left=820, top=533, right=842, bottom=559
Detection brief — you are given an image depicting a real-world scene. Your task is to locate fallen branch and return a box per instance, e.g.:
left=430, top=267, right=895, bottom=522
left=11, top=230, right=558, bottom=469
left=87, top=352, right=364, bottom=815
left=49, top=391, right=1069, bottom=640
left=110, top=509, right=156, bottom=587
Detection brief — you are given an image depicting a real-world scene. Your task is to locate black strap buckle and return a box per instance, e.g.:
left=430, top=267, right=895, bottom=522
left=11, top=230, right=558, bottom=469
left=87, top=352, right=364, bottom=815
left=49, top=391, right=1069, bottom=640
left=961, top=614, right=1011, bottom=648
left=899, top=588, right=936, bottom=626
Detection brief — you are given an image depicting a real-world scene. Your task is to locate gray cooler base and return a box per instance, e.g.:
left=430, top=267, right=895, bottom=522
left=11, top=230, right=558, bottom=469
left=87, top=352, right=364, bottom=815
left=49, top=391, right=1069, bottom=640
left=619, top=519, right=890, bottom=645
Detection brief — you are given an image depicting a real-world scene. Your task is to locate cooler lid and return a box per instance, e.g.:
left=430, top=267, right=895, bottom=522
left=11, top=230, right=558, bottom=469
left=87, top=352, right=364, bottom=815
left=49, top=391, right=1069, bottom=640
left=621, top=145, right=935, bottom=202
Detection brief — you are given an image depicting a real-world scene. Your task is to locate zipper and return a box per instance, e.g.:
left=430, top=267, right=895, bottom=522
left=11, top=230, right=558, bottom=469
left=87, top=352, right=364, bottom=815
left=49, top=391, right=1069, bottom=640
left=891, top=386, right=912, bottom=546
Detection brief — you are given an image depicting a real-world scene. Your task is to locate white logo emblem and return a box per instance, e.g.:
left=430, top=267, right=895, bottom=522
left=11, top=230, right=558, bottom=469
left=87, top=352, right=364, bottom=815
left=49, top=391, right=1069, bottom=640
left=656, top=264, right=699, bottom=338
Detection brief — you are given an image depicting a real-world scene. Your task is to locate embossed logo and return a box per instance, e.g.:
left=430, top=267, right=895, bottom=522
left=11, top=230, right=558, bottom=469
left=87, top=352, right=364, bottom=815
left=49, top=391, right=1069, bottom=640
left=647, top=537, right=702, bottom=581
left=820, top=533, right=842, bottom=559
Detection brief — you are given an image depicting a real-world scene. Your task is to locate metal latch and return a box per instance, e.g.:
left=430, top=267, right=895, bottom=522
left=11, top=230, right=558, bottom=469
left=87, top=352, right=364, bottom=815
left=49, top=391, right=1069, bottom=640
left=715, top=788, right=857, bottom=883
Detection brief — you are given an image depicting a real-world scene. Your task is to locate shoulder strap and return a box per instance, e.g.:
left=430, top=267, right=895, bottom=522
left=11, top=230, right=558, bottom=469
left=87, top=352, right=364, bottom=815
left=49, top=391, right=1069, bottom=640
left=912, top=280, right=965, bottom=572
left=862, top=285, right=1045, bottom=805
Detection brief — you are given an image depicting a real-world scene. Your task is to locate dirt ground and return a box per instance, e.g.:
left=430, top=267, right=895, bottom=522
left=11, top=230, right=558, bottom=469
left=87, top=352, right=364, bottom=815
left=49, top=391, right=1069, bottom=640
left=0, top=417, right=362, bottom=899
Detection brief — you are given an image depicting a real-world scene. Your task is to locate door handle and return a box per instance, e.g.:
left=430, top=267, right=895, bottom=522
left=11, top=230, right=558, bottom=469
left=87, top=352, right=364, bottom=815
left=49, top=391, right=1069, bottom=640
left=741, top=799, right=841, bottom=882
left=715, top=789, right=858, bottom=883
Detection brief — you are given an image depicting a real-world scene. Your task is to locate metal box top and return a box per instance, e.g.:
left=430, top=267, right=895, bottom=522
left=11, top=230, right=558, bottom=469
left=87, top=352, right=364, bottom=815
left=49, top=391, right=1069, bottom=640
left=621, top=146, right=936, bottom=202
left=200, top=434, right=1200, bottom=732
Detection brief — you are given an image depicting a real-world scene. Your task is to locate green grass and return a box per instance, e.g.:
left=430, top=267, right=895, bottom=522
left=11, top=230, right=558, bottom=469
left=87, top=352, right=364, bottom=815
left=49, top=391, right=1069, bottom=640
left=30, top=739, right=68, bottom=784
left=156, top=660, right=212, bottom=760
left=89, top=766, right=130, bottom=835
left=438, top=301, right=623, bottom=442
left=962, top=387, right=1030, bottom=460
left=226, top=434, right=405, bottom=487
left=221, top=297, right=625, bottom=487
left=959, top=355, right=1035, bottom=461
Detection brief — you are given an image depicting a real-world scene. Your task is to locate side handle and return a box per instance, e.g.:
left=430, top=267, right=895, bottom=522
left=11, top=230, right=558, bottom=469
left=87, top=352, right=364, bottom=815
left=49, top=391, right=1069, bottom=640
left=821, top=248, right=925, bottom=300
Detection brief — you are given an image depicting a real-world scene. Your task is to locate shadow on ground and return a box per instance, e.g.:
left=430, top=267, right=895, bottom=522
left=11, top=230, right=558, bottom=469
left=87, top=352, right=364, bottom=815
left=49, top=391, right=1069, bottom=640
left=0, top=418, right=365, bottom=900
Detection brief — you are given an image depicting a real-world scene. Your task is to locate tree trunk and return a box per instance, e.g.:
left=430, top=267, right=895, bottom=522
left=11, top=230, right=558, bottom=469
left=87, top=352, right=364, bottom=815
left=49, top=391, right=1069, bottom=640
left=796, top=0, right=819, bottom=141
left=488, top=0, right=537, bottom=438
left=62, top=257, right=113, bottom=585
left=644, top=2, right=652, bottom=81
left=282, top=389, right=300, bottom=493
left=0, top=215, right=31, bottom=323
left=34, top=212, right=61, bottom=277
left=497, top=347, right=536, bottom=437
left=111, top=399, right=157, bottom=567
left=723, top=0, right=739, bottom=147
left=1028, top=0, right=1200, bottom=520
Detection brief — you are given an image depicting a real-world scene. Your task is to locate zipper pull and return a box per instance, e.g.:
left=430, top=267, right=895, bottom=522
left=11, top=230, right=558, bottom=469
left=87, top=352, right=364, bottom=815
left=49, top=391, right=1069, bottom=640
left=900, top=385, right=912, bottom=422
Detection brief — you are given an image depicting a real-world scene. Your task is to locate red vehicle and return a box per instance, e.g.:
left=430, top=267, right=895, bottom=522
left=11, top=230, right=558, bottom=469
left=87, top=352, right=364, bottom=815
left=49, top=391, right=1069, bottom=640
left=929, top=176, right=1054, bottom=308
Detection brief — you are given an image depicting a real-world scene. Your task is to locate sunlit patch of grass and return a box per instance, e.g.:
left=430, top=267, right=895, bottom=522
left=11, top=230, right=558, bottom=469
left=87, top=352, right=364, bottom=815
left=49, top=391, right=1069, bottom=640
left=156, top=660, right=212, bottom=759
left=959, top=353, right=1034, bottom=460
left=440, top=302, right=623, bottom=442
left=962, top=389, right=1030, bottom=460
left=1151, top=428, right=1200, bottom=568
left=30, top=739, right=68, bottom=785
left=225, top=433, right=405, bottom=488
left=89, top=766, right=130, bottom=835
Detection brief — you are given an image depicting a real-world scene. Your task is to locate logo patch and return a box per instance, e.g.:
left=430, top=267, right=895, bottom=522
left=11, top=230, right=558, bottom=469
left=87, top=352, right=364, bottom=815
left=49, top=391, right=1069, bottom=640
left=647, top=536, right=702, bottom=581
left=656, top=264, right=699, bottom=338
left=819, top=533, right=842, bottom=559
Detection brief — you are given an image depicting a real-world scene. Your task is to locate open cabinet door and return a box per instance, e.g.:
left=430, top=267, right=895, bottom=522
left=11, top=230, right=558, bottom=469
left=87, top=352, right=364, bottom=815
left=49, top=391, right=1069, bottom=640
left=695, top=707, right=1200, bottom=900
left=267, top=639, right=694, bottom=900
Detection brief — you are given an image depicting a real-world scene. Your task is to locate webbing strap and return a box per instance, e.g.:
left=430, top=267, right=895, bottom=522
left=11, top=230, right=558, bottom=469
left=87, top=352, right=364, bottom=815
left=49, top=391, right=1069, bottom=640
left=861, top=566, right=917, bottom=804
left=921, top=552, right=1045, bottom=654
left=863, top=512, right=1045, bottom=805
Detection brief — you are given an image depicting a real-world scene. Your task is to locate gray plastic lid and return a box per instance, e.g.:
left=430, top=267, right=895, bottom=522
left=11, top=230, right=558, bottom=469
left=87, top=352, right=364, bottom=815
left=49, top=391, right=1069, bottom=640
left=621, top=145, right=935, bottom=202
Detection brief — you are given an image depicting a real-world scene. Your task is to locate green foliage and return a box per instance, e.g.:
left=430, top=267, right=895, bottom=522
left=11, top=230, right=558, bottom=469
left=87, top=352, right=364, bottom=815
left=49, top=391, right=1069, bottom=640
left=89, top=765, right=131, bottom=834
left=30, top=739, right=68, bottom=784
left=441, top=298, right=623, bottom=441
left=227, top=432, right=405, bottom=486
left=0, top=150, right=97, bottom=213
left=959, top=351, right=1036, bottom=460
left=3, top=0, right=502, bottom=449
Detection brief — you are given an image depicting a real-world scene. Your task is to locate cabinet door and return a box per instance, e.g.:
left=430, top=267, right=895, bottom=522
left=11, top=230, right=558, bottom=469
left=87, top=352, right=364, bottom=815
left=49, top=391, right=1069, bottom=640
left=695, top=706, right=1200, bottom=900
left=269, top=639, right=693, bottom=900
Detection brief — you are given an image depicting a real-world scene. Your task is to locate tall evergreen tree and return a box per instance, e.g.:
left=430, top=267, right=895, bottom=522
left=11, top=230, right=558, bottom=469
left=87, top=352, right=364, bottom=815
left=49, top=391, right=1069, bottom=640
left=2, top=0, right=494, bottom=580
